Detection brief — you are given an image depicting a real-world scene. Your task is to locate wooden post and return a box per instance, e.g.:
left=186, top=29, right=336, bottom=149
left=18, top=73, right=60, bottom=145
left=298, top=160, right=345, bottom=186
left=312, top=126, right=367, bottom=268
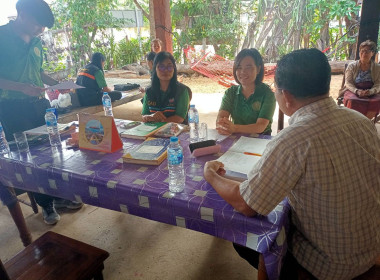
left=355, top=0, right=380, bottom=60
left=153, top=0, right=173, bottom=53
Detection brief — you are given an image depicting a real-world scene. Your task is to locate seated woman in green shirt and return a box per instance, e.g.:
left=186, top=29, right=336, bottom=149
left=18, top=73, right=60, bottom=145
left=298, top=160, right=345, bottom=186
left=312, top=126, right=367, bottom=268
left=141, top=52, right=190, bottom=124
left=217, top=48, right=276, bottom=135
left=75, top=52, right=121, bottom=107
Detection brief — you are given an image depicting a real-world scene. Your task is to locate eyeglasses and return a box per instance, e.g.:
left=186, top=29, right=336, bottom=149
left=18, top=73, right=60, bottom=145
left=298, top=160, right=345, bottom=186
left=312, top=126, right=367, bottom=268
left=158, top=64, right=174, bottom=72
left=360, top=49, right=373, bottom=54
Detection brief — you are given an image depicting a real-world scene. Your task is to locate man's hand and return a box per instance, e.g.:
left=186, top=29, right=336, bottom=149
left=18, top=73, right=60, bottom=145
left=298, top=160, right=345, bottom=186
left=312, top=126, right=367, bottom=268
left=204, top=160, right=226, bottom=182
left=216, top=117, right=235, bottom=135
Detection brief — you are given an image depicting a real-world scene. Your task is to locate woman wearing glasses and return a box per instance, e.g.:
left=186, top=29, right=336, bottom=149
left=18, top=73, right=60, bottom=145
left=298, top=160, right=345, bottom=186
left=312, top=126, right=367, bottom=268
left=141, top=52, right=190, bottom=124
left=339, top=40, right=380, bottom=119
left=216, top=48, right=276, bottom=135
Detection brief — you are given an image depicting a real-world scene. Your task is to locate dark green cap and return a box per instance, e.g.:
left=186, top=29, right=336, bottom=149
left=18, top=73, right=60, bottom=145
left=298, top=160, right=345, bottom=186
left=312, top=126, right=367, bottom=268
left=16, top=0, right=54, bottom=28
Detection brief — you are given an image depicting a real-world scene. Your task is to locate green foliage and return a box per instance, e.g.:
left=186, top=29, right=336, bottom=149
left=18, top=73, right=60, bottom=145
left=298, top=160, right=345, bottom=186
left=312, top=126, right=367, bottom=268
left=51, top=0, right=125, bottom=67
left=93, top=37, right=151, bottom=69
left=116, top=37, right=150, bottom=66
left=171, top=0, right=242, bottom=57
left=42, top=47, right=66, bottom=73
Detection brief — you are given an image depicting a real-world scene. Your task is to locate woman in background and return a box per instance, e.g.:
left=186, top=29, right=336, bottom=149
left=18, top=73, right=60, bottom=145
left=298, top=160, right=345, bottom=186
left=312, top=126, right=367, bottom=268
left=75, top=52, right=121, bottom=107
left=340, top=40, right=380, bottom=98
left=151, top=38, right=163, bottom=53
left=141, top=52, right=190, bottom=124
left=216, top=48, right=276, bottom=135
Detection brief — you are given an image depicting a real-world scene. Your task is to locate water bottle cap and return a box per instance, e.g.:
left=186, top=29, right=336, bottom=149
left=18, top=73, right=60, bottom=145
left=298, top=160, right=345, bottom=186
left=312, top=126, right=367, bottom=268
left=46, top=108, right=54, bottom=113
left=190, top=104, right=195, bottom=108
left=170, top=136, right=178, bottom=142
left=103, top=92, right=108, bottom=95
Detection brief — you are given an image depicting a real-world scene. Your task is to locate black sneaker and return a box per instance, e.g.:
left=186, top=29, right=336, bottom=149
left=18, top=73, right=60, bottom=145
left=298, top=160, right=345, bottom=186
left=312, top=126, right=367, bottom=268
left=42, top=204, right=60, bottom=225
left=54, top=199, right=84, bottom=210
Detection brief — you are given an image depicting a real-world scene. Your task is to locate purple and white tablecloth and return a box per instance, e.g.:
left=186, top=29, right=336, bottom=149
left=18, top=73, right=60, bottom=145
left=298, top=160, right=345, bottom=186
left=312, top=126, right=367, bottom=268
left=0, top=132, right=290, bottom=280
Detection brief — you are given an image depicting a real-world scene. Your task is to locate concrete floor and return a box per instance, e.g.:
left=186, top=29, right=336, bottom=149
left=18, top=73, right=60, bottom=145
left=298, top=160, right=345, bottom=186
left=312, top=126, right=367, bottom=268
left=0, top=199, right=257, bottom=280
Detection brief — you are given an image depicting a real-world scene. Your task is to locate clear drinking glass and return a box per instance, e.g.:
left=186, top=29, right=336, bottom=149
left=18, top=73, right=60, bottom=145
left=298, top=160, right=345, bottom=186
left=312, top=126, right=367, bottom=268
left=198, top=123, right=208, bottom=141
left=13, top=132, right=29, bottom=153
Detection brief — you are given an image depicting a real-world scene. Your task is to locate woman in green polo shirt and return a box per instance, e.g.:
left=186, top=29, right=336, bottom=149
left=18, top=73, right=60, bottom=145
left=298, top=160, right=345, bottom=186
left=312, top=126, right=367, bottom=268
left=75, top=52, right=121, bottom=107
left=141, top=52, right=190, bottom=124
left=217, top=48, right=276, bottom=135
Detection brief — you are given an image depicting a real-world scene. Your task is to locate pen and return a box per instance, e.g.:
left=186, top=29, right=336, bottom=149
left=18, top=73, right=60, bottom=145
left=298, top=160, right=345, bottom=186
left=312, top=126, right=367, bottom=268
left=243, top=152, right=262, bottom=156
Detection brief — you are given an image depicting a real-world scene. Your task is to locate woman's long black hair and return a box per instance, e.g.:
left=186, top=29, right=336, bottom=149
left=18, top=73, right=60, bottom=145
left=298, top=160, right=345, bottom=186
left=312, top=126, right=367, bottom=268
left=151, top=52, right=178, bottom=94
left=90, top=52, right=106, bottom=72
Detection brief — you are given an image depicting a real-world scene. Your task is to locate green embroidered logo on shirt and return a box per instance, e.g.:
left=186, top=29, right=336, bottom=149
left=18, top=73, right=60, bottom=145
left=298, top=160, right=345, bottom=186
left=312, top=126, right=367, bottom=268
left=34, top=47, right=40, bottom=57
left=252, top=101, right=261, bottom=111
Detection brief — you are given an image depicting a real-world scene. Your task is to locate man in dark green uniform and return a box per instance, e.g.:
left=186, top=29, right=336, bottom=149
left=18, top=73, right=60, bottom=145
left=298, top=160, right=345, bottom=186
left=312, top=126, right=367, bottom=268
left=0, top=0, right=82, bottom=225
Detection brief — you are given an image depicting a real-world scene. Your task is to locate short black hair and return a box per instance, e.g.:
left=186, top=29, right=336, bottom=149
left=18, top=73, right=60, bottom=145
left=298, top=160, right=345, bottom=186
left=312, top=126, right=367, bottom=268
left=146, top=52, right=156, bottom=62
left=16, top=0, right=54, bottom=28
left=275, top=48, right=331, bottom=98
left=91, top=52, right=106, bottom=71
left=233, top=48, right=264, bottom=85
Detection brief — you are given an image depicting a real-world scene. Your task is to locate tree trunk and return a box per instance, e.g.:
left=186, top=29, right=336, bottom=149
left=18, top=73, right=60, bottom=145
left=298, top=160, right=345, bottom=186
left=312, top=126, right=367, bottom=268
left=293, top=0, right=306, bottom=50
left=255, top=9, right=275, bottom=49
left=242, top=21, right=256, bottom=49
left=149, top=0, right=156, bottom=39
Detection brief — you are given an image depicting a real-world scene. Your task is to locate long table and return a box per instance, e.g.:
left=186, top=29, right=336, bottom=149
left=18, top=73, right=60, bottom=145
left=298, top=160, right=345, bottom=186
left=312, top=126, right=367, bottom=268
left=0, top=132, right=290, bottom=280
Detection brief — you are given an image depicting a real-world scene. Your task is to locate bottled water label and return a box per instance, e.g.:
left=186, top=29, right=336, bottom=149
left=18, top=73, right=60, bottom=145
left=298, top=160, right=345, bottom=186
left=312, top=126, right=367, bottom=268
left=168, top=151, right=183, bottom=165
left=103, top=98, right=111, bottom=107
left=46, top=120, right=57, bottom=126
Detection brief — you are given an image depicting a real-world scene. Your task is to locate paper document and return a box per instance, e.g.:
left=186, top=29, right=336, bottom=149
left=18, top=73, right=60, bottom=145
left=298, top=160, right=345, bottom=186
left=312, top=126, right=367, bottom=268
left=25, top=122, right=77, bottom=135
left=217, top=136, right=271, bottom=181
left=207, top=129, right=229, bottom=143
left=46, top=81, right=84, bottom=91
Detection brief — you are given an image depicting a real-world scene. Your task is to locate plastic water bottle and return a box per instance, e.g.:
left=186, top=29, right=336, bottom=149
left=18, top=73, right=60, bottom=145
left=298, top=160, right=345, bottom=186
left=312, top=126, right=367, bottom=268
left=45, top=108, right=61, bottom=146
left=188, top=104, right=199, bottom=143
left=167, top=136, right=185, bottom=193
left=102, top=92, right=113, bottom=117
left=0, top=122, right=10, bottom=155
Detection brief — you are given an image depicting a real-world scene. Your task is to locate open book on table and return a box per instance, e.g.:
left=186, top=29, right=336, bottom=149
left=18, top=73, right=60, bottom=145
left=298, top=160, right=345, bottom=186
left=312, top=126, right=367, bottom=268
left=119, top=121, right=166, bottom=140
left=122, top=137, right=170, bottom=165
left=217, top=136, right=271, bottom=182
left=153, top=122, right=187, bottom=138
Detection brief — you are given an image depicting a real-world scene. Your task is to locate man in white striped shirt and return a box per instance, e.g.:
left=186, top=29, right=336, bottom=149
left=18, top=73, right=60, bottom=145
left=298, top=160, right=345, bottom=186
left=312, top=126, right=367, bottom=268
left=204, top=48, right=380, bottom=279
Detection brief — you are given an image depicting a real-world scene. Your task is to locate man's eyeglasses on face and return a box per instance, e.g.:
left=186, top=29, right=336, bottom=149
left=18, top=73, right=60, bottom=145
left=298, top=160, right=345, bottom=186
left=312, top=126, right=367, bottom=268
left=158, top=64, right=174, bottom=72
left=360, top=49, right=372, bottom=54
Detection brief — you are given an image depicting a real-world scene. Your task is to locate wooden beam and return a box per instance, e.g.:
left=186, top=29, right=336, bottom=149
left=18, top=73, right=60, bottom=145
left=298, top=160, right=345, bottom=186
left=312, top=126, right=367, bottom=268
left=153, top=0, right=173, bottom=53
left=355, top=0, right=380, bottom=60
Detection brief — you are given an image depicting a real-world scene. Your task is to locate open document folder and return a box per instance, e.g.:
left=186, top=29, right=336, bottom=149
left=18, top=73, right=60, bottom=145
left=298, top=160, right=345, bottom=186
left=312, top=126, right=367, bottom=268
left=45, top=81, right=84, bottom=91
left=217, top=136, right=271, bottom=181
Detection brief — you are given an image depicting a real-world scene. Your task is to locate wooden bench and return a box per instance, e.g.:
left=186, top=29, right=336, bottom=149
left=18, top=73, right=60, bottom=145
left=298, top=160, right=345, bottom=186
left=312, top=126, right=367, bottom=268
left=1, top=231, right=109, bottom=280
left=58, top=90, right=144, bottom=123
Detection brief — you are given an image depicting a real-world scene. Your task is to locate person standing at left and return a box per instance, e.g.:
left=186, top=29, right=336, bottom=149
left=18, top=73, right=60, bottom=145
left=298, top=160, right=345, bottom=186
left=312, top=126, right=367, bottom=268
left=0, top=0, right=83, bottom=225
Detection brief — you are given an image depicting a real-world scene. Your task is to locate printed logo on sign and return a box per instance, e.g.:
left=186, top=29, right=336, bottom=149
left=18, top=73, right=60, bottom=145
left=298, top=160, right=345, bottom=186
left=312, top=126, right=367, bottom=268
left=34, top=47, right=41, bottom=57
left=252, top=101, right=261, bottom=111
left=148, top=101, right=157, bottom=106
